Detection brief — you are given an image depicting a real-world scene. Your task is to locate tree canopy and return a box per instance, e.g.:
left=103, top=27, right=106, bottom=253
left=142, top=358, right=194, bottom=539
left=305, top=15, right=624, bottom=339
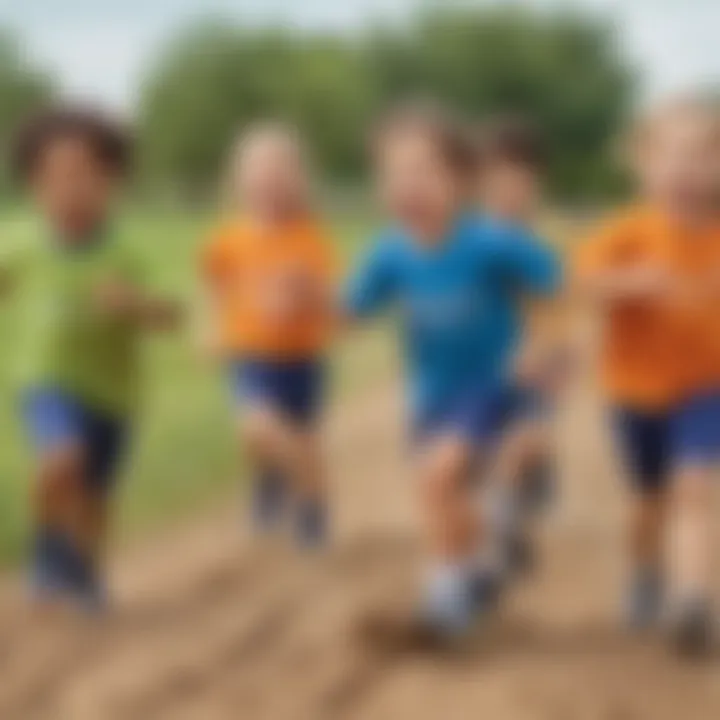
left=137, top=6, right=635, bottom=199
left=0, top=32, right=55, bottom=188
left=0, top=5, right=636, bottom=201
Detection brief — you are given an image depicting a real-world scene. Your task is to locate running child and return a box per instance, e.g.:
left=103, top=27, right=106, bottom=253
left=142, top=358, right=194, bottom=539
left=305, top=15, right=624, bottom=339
left=4, top=108, right=180, bottom=612
left=345, top=103, right=560, bottom=642
left=576, top=93, right=720, bottom=656
left=477, top=117, right=570, bottom=576
left=200, top=122, right=336, bottom=549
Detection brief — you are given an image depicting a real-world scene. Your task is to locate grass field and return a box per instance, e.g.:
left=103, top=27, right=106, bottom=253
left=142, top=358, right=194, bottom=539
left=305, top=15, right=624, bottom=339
left=0, top=208, right=393, bottom=565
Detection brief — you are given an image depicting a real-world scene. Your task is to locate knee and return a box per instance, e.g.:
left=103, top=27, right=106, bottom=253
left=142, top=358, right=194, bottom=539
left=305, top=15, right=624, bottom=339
left=673, top=467, right=711, bottom=510
left=420, top=441, right=470, bottom=507
left=241, top=409, right=286, bottom=460
left=632, top=491, right=666, bottom=527
left=35, top=445, right=85, bottom=508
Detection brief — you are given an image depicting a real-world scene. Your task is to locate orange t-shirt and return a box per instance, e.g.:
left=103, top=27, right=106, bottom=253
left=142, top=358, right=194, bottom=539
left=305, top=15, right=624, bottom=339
left=575, top=205, right=720, bottom=410
left=201, top=217, right=337, bottom=359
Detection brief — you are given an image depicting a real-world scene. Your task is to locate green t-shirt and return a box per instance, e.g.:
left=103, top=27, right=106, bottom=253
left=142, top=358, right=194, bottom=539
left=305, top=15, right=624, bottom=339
left=4, top=227, right=150, bottom=418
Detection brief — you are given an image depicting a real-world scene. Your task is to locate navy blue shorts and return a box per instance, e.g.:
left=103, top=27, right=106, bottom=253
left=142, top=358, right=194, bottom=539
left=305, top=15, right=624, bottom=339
left=613, top=392, right=720, bottom=494
left=673, top=391, right=720, bottom=466
left=612, top=408, right=672, bottom=494
left=414, top=384, right=524, bottom=447
left=23, top=389, right=129, bottom=494
left=230, top=358, right=326, bottom=427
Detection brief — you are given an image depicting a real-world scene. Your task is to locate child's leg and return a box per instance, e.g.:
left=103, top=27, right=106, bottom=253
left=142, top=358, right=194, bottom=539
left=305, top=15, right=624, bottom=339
left=23, top=391, right=91, bottom=603
left=669, top=464, right=713, bottom=609
left=32, top=443, right=87, bottom=598
left=239, top=409, right=285, bottom=530
left=516, top=421, right=556, bottom=514
left=418, top=435, right=478, bottom=560
left=261, top=358, right=328, bottom=547
left=71, top=415, right=128, bottom=607
left=416, top=434, right=481, bottom=634
left=612, top=408, right=670, bottom=628
left=668, top=462, right=715, bottom=656
left=292, top=429, right=328, bottom=547
left=252, top=468, right=286, bottom=529
left=241, top=404, right=328, bottom=546
left=234, top=359, right=327, bottom=539
left=490, top=417, right=550, bottom=576
left=667, top=393, right=720, bottom=654
left=504, top=383, right=557, bottom=513
left=233, top=361, right=289, bottom=531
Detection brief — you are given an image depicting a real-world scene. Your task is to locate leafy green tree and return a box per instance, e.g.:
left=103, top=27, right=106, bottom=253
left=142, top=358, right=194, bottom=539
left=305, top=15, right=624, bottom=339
left=137, top=7, right=635, bottom=199
left=364, top=6, right=635, bottom=197
left=0, top=31, right=55, bottom=189
left=138, top=22, right=374, bottom=199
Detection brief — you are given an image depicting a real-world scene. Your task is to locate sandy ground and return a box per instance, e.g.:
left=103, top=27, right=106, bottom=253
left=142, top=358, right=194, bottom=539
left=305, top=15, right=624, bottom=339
left=1, top=372, right=720, bottom=720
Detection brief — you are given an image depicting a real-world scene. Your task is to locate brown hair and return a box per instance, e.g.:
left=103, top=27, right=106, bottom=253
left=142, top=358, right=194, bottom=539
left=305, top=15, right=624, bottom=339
left=12, top=106, right=132, bottom=182
left=478, top=115, right=546, bottom=171
left=372, top=100, right=479, bottom=179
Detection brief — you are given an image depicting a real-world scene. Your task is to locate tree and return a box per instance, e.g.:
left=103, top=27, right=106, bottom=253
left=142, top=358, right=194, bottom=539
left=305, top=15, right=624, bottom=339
left=137, top=6, right=635, bottom=199
left=0, top=31, right=55, bottom=188
left=364, top=6, right=636, bottom=197
left=137, top=21, right=374, bottom=199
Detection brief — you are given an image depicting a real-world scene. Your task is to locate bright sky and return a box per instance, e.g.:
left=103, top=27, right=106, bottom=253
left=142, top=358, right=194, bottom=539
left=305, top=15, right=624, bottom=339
left=2, top=0, right=718, bottom=109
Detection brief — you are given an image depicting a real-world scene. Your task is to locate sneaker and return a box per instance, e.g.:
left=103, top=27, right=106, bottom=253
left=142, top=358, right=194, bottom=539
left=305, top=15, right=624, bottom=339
left=504, top=532, right=536, bottom=579
left=294, top=498, right=329, bottom=550
left=469, top=568, right=504, bottom=613
left=519, top=457, right=556, bottom=516
left=29, top=529, right=77, bottom=602
left=61, top=541, right=109, bottom=615
left=420, top=564, right=485, bottom=641
left=673, top=601, right=715, bottom=658
left=250, top=470, right=287, bottom=532
left=625, top=567, right=663, bottom=631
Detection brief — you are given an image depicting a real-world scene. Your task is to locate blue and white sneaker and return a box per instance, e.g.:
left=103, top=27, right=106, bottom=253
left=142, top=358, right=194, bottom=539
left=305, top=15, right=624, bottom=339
left=401, top=563, right=491, bottom=649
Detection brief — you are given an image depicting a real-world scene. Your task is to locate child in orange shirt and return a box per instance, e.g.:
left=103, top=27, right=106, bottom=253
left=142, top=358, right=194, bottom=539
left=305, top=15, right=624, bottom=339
left=201, top=123, right=336, bottom=548
left=576, top=94, right=720, bottom=655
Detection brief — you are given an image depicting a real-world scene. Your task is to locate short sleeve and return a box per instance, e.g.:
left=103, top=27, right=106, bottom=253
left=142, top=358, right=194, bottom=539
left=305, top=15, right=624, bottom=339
left=573, top=214, right=642, bottom=283
left=310, top=228, right=341, bottom=284
left=200, top=226, right=236, bottom=285
left=345, top=239, right=399, bottom=318
left=493, top=227, right=562, bottom=297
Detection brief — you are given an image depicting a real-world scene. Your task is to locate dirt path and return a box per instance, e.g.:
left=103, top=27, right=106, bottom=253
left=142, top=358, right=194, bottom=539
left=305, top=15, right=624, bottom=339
left=1, top=376, right=720, bottom=720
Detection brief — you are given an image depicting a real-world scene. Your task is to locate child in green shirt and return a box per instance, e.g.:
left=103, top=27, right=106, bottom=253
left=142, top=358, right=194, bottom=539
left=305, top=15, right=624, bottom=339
left=6, top=108, right=180, bottom=613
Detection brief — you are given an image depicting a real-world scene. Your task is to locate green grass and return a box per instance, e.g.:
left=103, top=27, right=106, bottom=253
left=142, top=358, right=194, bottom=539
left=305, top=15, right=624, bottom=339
left=0, top=208, right=393, bottom=565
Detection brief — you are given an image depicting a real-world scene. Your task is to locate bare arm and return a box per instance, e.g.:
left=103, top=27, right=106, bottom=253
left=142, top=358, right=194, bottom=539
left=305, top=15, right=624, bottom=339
left=576, top=263, right=671, bottom=305
left=95, top=281, right=183, bottom=331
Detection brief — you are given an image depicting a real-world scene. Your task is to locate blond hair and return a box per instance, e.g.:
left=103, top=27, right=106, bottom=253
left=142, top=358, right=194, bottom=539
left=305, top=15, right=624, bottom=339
left=625, top=90, right=720, bottom=165
left=220, top=120, right=309, bottom=213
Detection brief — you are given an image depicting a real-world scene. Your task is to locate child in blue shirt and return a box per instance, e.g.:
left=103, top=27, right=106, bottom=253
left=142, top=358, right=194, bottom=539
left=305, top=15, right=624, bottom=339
left=345, top=103, right=560, bottom=642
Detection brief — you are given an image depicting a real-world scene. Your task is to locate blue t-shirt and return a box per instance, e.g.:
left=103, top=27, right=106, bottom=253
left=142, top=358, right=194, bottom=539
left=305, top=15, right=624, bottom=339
left=346, top=214, right=561, bottom=422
